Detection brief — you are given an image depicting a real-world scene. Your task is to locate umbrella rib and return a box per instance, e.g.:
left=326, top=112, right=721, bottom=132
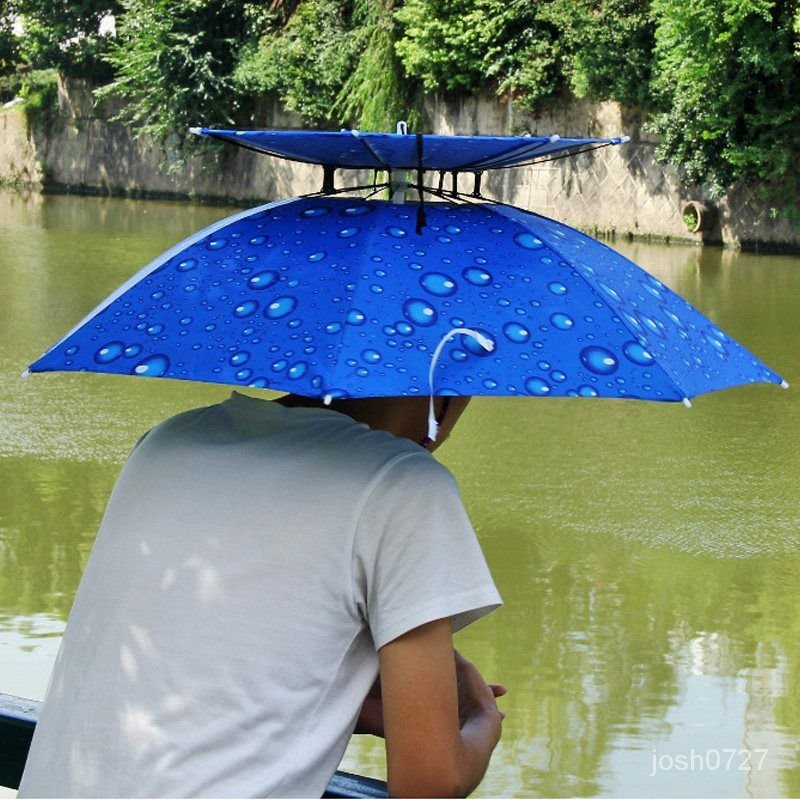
left=357, top=137, right=392, bottom=170
left=503, top=141, right=622, bottom=171
left=303, top=181, right=391, bottom=200
left=452, top=137, right=562, bottom=171
left=198, top=132, right=322, bottom=165
left=446, top=137, right=618, bottom=171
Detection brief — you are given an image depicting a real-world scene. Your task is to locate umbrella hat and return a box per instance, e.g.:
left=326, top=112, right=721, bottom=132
left=189, top=127, right=630, bottom=171
left=28, top=194, right=786, bottom=407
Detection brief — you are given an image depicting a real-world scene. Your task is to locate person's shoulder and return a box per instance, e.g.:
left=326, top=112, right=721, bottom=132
left=132, top=400, right=227, bottom=450
left=364, top=434, right=458, bottom=493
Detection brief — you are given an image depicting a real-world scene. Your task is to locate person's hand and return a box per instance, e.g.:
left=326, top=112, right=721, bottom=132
left=454, top=650, right=506, bottom=731
left=355, top=676, right=385, bottom=737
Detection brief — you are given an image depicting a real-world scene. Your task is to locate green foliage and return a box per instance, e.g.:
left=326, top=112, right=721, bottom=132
left=234, top=0, right=417, bottom=131
left=536, top=0, right=655, bottom=107
left=649, top=0, right=800, bottom=201
left=0, top=8, right=20, bottom=80
left=392, top=0, right=654, bottom=113
left=392, top=0, right=562, bottom=111
left=234, top=0, right=355, bottom=124
left=0, top=66, right=59, bottom=125
left=18, top=68, right=59, bottom=124
left=333, top=0, right=419, bottom=131
left=480, top=1, right=562, bottom=112
left=8, top=0, right=121, bottom=81
left=98, top=0, right=254, bottom=146
left=394, top=0, right=499, bottom=93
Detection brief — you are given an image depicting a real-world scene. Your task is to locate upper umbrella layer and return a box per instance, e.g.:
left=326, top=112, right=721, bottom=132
left=191, top=128, right=629, bottom=172
left=28, top=196, right=784, bottom=403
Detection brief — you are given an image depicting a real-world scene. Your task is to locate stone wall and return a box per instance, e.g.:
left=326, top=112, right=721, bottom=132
left=1, top=78, right=798, bottom=251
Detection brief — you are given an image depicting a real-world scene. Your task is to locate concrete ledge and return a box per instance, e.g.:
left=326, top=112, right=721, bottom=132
left=2, top=78, right=798, bottom=251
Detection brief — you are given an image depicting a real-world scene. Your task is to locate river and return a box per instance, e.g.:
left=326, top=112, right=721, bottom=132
left=1, top=189, right=798, bottom=797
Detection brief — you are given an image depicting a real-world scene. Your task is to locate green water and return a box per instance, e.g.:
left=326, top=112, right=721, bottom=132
left=1, top=190, right=799, bottom=797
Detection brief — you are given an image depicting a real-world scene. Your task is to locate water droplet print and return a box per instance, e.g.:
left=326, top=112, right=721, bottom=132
left=623, top=341, right=655, bottom=366
left=265, top=297, right=297, bottom=320
left=132, top=354, right=170, bottom=377
left=362, top=349, right=381, bottom=364
left=503, top=323, right=530, bottom=344
left=403, top=299, right=437, bottom=327
left=288, top=362, right=308, bottom=379
left=95, top=341, right=124, bottom=364
left=463, top=267, right=492, bottom=287
left=550, top=313, right=574, bottom=331
left=346, top=310, right=367, bottom=326
left=580, top=346, right=618, bottom=375
left=301, top=205, right=332, bottom=218
left=234, top=300, right=259, bottom=318
left=514, top=232, right=544, bottom=250
left=28, top=194, right=783, bottom=404
left=525, top=377, right=552, bottom=396
left=248, top=271, right=279, bottom=290
left=421, top=273, right=457, bottom=297
left=229, top=351, right=251, bottom=367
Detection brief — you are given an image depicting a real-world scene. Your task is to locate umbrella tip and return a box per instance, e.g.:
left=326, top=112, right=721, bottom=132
left=189, top=127, right=203, bottom=136
left=682, top=397, right=693, bottom=408
left=396, top=120, right=409, bottom=135
left=781, top=380, right=790, bottom=389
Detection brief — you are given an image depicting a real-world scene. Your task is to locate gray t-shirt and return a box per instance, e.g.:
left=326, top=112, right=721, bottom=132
left=20, top=392, right=501, bottom=798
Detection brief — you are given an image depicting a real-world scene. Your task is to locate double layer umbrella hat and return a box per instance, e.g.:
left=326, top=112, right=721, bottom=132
left=28, top=128, right=787, bottom=432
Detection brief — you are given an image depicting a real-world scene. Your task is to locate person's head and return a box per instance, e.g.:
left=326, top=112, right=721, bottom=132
left=278, top=393, right=471, bottom=451
left=331, top=395, right=471, bottom=451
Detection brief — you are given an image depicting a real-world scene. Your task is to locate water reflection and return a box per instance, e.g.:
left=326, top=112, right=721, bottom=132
left=2, top=191, right=799, bottom=797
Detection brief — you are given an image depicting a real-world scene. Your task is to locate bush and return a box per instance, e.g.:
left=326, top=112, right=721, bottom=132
left=8, top=0, right=121, bottom=82
left=537, top=0, right=656, bottom=108
left=97, top=0, right=255, bottom=147
left=234, top=0, right=355, bottom=124
left=393, top=0, right=655, bottom=114
left=17, top=68, right=59, bottom=122
left=649, top=0, right=800, bottom=201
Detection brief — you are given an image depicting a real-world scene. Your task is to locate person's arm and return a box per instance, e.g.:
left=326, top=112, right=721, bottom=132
left=377, top=617, right=505, bottom=798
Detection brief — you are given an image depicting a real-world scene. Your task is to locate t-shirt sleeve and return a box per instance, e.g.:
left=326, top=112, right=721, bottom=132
left=352, top=451, right=502, bottom=651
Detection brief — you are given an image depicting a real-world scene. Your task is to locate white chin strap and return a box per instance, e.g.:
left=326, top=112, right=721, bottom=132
left=427, top=327, right=495, bottom=441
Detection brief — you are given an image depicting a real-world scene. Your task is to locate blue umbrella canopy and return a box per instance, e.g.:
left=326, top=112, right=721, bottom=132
left=190, top=127, right=630, bottom=171
left=28, top=194, right=785, bottom=405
